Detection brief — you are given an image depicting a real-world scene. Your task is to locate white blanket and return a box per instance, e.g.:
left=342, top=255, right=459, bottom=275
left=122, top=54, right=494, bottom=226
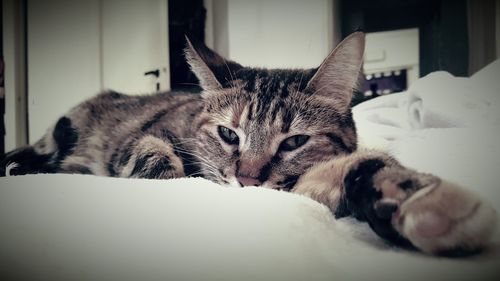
left=1, top=61, right=500, bottom=281
left=354, top=59, right=500, bottom=148
left=1, top=175, right=499, bottom=281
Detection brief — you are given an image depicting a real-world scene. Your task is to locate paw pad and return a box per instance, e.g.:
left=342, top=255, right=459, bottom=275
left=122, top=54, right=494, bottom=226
left=413, top=212, right=451, bottom=238
left=395, top=180, right=497, bottom=254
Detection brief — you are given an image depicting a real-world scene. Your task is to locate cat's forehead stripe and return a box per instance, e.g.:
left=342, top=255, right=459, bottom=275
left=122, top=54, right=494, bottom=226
left=237, top=68, right=313, bottom=92
left=247, top=102, right=254, bottom=121
left=281, top=108, right=294, bottom=133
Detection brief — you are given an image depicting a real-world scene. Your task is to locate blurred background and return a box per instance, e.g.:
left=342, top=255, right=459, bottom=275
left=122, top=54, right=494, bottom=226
left=1, top=0, right=499, bottom=155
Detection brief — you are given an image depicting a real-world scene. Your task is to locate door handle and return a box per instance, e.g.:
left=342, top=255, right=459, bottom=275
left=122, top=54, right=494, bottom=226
left=144, top=69, right=160, bottom=78
left=144, top=69, right=160, bottom=91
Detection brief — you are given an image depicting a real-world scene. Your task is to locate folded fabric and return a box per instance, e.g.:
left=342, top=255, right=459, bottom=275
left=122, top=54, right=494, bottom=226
left=406, top=59, right=500, bottom=129
left=353, top=59, right=500, bottom=150
left=353, top=93, right=410, bottom=149
left=406, top=71, right=493, bottom=129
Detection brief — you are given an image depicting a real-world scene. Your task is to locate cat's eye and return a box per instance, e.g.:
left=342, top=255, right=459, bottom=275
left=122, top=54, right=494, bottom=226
left=279, top=135, right=310, bottom=151
left=218, top=126, right=239, bottom=145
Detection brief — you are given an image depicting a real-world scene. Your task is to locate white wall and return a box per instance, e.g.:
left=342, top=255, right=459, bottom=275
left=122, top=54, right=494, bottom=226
left=207, top=0, right=338, bottom=69
left=28, top=0, right=103, bottom=143
left=26, top=0, right=170, bottom=143
left=206, top=2, right=418, bottom=87
left=101, top=0, right=170, bottom=94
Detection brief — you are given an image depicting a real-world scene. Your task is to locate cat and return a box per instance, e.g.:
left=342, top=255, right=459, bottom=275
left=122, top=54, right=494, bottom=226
left=0, top=32, right=496, bottom=255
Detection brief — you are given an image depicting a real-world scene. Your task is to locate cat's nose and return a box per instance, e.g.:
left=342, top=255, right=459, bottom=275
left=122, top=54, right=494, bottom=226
left=237, top=176, right=262, bottom=187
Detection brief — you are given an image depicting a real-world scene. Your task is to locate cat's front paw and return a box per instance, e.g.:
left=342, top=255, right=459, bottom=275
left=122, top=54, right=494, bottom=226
left=390, top=175, right=497, bottom=255
left=345, top=162, right=498, bottom=255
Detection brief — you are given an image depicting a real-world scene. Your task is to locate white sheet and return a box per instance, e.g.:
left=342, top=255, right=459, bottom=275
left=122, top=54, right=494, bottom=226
left=1, top=60, right=500, bottom=280
left=1, top=175, right=499, bottom=281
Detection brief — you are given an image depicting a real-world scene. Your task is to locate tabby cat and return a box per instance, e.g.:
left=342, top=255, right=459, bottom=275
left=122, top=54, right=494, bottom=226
left=1, top=32, right=496, bottom=255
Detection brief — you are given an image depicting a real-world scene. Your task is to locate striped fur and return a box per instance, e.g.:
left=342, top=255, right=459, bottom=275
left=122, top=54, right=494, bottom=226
left=0, top=33, right=364, bottom=189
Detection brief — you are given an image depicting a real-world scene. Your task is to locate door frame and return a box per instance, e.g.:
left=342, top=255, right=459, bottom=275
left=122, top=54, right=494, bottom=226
left=2, top=0, right=28, bottom=151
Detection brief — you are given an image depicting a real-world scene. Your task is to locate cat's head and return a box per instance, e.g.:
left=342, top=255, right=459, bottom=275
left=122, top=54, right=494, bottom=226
left=185, top=33, right=365, bottom=189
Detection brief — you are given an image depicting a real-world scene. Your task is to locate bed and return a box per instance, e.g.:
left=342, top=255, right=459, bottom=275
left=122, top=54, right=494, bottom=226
left=1, top=60, right=500, bottom=281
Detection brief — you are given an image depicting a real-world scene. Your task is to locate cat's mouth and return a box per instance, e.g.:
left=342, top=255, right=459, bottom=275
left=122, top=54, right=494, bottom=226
left=222, top=175, right=300, bottom=190
left=223, top=176, right=269, bottom=189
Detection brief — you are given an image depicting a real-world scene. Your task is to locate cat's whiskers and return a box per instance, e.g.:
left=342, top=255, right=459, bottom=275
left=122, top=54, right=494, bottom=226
left=172, top=147, right=222, bottom=177
left=222, top=58, right=236, bottom=85
left=173, top=146, right=217, bottom=169
left=172, top=139, right=199, bottom=147
left=174, top=137, right=207, bottom=152
left=175, top=137, right=215, bottom=150
left=298, top=70, right=306, bottom=90
left=183, top=158, right=219, bottom=174
left=185, top=151, right=226, bottom=181
left=198, top=167, right=224, bottom=182
left=185, top=170, right=208, bottom=177
left=176, top=138, right=220, bottom=161
left=174, top=136, right=199, bottom=143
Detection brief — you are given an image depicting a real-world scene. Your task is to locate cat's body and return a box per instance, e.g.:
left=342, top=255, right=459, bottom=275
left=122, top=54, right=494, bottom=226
left=35, top=91, right=204, bottom=178
left=1, top=33, right=496, bottom=255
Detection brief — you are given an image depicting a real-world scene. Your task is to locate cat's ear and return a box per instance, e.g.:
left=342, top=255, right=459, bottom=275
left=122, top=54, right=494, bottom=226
left=305, top=32, right=365, bottom=112
left=184, top=36, right=242, bottom=91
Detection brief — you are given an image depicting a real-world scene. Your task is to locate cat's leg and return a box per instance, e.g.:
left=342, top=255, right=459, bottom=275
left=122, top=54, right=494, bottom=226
left=118, top=134, right=185, bottom=179
left=0, top=146, right=56, bottom=176
left=0, top=117, right=77, bottom=176
left=292, top=150, right=497, bottom=255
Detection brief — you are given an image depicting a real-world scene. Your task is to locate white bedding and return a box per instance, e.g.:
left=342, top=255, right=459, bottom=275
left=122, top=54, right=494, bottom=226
left=1, top=60, right=500, bottom=281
